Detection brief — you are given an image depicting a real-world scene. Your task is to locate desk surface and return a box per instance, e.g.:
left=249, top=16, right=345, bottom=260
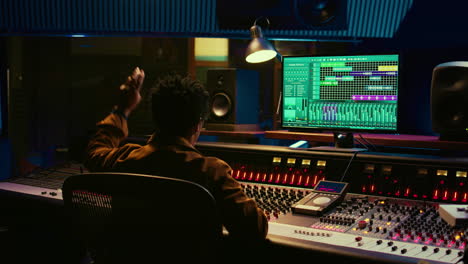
left=200, top=130, right=265, bottom=138
left=265, top=130, right=468, bottom=151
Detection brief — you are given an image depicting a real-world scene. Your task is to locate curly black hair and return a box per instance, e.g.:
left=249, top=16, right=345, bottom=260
left=151, top=74, right=210, bottom=137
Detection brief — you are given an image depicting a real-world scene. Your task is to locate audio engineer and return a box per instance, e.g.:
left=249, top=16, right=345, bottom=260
left=83, top=67, right=268, bottom=251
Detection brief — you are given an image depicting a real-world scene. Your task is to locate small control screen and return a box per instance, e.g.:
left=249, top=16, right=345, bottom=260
left=314, top=180, right=348, bottom=194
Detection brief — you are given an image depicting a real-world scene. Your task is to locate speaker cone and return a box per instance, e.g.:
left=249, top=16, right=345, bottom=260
left=211, top=93, right=232, bottom=118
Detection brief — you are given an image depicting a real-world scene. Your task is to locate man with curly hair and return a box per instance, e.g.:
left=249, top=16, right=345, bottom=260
left=84, top=67, right=268, bottom=260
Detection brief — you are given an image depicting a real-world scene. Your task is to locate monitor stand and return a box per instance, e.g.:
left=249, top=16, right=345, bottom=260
left=308, top=132, right=368, bottom=153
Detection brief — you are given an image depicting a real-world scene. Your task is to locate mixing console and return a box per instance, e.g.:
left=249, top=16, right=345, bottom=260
left=240, top=181, right=465, bottom=264
left=2, top=142, right=468, bottom=264
left=196, top=142, right=468, bottom=264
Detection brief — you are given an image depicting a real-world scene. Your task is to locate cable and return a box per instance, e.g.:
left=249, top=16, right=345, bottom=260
left=340, top=151, right=359, bottom=182
left=353, top=137, right=369, bottom=151
left=358, top=134, right=378, bottom=151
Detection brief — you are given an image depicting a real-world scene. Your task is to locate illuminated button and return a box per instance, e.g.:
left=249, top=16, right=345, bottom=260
left=317, top=160, right=326, bottom=167
left=273, top=157, right=282, bottom=164
left=287, top=158, right=296, bottom=166
left=364, top=164, right=375, bottom=173
left=437, top=170, right=448, bottom=176
left=418, top=168, right=428, bottom=175
left=382, top=165, right=392, bottom=174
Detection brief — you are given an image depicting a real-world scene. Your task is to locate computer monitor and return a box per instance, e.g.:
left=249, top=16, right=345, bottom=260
left=282, top=54, right=400, bottom=149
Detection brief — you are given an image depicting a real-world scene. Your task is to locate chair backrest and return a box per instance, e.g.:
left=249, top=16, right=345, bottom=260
left=62, top=172, right=222, bottom=264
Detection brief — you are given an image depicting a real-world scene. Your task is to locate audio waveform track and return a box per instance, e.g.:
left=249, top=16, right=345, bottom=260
left=308, top=101, right=397, bottom=130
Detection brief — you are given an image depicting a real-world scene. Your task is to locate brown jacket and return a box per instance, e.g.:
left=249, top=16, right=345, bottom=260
left=84, top=113, right=268, bottom=241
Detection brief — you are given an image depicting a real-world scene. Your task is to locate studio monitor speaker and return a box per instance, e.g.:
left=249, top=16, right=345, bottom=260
left=431, top=61, right=468, bottom=141
left=205, top=68, right=260, bottom=131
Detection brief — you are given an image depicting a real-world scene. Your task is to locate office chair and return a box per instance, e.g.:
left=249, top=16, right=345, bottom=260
left=62, top=172, right=222, bottom=264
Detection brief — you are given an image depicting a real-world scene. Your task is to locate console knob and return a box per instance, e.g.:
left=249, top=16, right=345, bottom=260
left=358, top=221, right=367, bottom=229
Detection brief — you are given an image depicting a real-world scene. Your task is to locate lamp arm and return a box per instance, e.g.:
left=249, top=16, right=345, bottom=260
left=253, top=16, right=271, bottom=29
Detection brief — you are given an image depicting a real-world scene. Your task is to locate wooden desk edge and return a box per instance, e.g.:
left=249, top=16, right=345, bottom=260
left=264, top=131, right=468, bottom=151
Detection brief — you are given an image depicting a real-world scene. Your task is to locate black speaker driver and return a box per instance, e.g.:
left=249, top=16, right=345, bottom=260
left=431, top=62, right=468, bottom=141
left=211, top=93, right=232, bottom=118
left=433, top=90, right=467, bottom=128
